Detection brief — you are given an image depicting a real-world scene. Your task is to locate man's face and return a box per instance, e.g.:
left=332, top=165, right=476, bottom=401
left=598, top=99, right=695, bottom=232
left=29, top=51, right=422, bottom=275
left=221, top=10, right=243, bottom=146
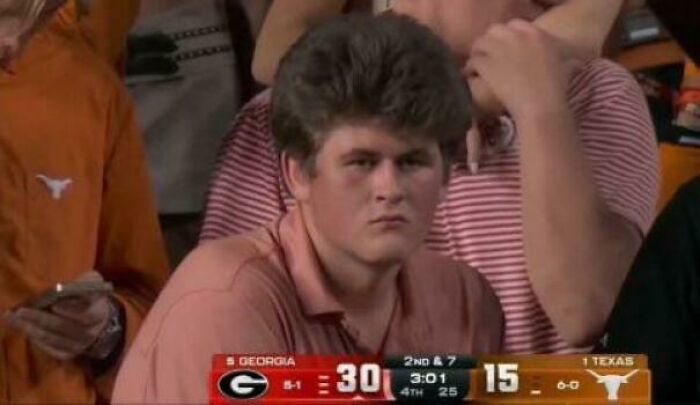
left=393, top=0, right=550, bottom=64
left=290, top=124, right=446, bottom=268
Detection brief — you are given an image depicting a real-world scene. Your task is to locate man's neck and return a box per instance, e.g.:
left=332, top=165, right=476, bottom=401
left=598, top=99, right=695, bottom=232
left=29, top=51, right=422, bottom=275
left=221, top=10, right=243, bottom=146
left=307, top=220, right=401, bottom=353
left=303, top=209, right=401, bottom=315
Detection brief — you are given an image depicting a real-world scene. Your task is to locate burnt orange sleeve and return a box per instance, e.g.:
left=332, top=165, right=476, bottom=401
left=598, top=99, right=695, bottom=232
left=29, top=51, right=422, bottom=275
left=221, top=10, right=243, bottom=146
left=91, top=81, right=170, bottom=400
left=79, top=0, right=140, bottom=68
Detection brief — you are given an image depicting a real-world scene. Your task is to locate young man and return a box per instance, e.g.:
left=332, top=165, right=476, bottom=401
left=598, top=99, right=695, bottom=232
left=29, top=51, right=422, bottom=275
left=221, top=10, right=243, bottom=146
left=113, top=14, right=503, bottom=404
left=0, top=0, right=169, bottom=402
left=202, top=0, right=658, bottom=354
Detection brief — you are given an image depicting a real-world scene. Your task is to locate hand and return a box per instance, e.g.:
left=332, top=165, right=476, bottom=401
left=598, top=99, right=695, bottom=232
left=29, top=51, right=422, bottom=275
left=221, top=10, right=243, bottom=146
left=466, top=19, right=582, bottom=121
left=4, top=271, right=115, bottom=362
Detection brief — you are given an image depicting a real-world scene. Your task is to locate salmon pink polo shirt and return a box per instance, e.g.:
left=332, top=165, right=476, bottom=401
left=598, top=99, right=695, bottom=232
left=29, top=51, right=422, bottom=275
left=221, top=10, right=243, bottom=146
left=113, top=208, right=503, bottom=403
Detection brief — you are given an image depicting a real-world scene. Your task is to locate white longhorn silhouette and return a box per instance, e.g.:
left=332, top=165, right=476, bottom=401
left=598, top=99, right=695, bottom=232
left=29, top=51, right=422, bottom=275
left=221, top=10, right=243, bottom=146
left=586, top=369, right=639, bottom=401
left=36, top=174, right=73, bottom=200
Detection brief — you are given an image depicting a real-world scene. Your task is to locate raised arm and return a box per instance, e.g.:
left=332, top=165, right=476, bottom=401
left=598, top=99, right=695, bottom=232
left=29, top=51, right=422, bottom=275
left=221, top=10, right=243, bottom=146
left=532, top=0, right=624, bottom=58
left=252, top=0, right=346, bottom=85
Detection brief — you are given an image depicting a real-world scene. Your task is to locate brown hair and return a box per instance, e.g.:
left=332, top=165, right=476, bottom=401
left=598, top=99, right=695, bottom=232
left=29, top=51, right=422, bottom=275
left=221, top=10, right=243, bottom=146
left=272, top=13, right=471, bottom=175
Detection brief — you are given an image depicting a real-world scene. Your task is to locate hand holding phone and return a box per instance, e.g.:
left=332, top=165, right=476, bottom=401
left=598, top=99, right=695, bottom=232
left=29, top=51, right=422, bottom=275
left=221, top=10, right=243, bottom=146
left=5, top=271, right=118, bottom=361
left=26, top=281, right=114, bottom=310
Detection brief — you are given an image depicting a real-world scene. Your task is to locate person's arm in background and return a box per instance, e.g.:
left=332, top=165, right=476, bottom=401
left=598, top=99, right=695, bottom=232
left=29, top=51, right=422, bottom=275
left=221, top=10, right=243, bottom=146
left=89, top=78, right=170, bottom=400
left=468, top=0, right=625, bottom=119
left=532, top=0, right=624, bottom=59
left=251, top=0, right=346, bottom=85
left=468, top=20, right=658, bottom=347
left=465, top=0, right=625, bottom=182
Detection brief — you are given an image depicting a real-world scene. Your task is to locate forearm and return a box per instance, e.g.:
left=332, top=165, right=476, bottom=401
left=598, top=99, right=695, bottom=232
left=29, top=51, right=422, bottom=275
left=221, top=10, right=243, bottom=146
left=516, top=100, right=640, bottom=347
left=534, top=0, right=624, bottom=58
left=252, top=0, right=346, bottom=85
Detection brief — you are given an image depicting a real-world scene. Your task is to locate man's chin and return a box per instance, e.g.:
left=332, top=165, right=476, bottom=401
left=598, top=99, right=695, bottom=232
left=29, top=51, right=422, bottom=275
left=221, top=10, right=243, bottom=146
left=360, top=243, right=417, bottom=269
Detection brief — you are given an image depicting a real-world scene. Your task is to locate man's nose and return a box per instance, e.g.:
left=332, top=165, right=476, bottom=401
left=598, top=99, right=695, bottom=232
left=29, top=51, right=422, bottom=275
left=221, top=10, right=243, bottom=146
left=373, top=162, right=405, bottom=204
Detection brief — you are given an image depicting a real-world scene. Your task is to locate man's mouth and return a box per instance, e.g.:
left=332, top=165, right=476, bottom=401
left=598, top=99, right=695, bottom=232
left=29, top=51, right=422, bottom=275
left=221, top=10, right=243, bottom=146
left=370, top=215, right=408, bottom=228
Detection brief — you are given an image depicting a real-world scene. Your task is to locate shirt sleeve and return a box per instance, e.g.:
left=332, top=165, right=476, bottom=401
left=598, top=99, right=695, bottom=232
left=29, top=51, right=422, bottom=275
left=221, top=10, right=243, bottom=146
left=79, top=0, right=140, bottom=69
left=576, top=61, right=660, bottom=234
left=133, top=265, right=288, bottom=404
left=201, top=91, right=290, bottom=241
left=91, top=82, right=170, bottom=399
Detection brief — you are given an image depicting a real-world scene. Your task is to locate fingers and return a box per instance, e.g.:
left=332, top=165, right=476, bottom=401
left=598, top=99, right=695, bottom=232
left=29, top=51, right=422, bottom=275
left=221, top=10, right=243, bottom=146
left=466, top=125, right=482, bottom=175
left=51, top=294, right=111, bottom=327
left=6, top=310, right=94, bottom=360
left=31, top=340, right=78, bottom=362
left=9, top=308, right=90, bottom=342
left=73, top=270, right=104, bottom=283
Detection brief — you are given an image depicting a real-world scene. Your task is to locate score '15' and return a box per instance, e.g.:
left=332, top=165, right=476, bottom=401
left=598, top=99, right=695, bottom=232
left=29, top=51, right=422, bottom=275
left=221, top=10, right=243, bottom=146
left=484, top=363, right=519, bottom=393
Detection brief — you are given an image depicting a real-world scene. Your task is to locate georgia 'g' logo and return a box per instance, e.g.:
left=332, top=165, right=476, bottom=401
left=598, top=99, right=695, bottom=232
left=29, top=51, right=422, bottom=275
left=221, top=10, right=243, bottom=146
left=218, top=370, right=269, bottom=400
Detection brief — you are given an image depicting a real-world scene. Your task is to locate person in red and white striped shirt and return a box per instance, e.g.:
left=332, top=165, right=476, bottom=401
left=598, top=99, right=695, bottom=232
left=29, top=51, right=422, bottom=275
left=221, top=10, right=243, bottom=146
left=202, top=1, right=659, bottom=354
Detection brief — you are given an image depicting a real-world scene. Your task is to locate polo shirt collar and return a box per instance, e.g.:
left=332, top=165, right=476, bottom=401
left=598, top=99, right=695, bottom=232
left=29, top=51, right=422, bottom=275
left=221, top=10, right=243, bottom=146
left=277, top=208, right=415, bottom=319
left=278, top=208, right=344, bottom=317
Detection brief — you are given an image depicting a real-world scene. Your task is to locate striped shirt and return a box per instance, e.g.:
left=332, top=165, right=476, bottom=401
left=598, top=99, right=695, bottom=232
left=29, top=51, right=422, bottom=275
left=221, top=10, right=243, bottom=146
left=201, top=60, right=660, bottom=354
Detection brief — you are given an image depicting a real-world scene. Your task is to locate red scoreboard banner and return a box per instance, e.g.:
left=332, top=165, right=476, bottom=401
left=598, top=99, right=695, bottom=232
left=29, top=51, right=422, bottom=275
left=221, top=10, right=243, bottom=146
left=210, top=354, right=651, bottom=404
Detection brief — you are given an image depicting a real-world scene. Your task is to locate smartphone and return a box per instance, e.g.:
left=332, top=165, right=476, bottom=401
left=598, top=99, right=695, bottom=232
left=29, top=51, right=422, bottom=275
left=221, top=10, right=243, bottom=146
left=24, top=281, right=114, bottom=310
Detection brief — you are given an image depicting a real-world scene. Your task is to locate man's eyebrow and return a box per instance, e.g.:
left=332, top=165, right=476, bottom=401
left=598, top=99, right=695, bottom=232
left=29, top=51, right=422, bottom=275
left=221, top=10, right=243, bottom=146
left=398, top=147, right=434, bottom=158
left=339, top=148, right=380, bottom=158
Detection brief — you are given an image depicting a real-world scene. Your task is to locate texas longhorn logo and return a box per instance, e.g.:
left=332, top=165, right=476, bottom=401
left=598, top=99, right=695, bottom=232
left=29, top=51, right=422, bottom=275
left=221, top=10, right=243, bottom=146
left=586, top=369, right=639, bottom=401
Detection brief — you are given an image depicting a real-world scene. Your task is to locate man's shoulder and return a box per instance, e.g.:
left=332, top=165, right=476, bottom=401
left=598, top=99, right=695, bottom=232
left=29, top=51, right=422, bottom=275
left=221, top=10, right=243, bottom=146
left=569, top=59, right=641, bottom=107
left=29, top=30, right=124, bottom=99
left=238, top=88, right=272, bottom=122
left=409, top=248, right=491, bottom=293
left=575, top=59, right=636, bottom=88
left=167, top=229, right=283, bottom=297
left=132, top=228, right=290, bottom=346
left=407, top=248, right=503, bottom=351
left=224, top=88, right=274, bottom=148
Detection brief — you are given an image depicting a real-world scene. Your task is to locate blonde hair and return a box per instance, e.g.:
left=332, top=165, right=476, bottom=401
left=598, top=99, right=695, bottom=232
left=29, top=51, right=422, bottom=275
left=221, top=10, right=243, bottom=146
left=0, top=0, right=46, bottom=36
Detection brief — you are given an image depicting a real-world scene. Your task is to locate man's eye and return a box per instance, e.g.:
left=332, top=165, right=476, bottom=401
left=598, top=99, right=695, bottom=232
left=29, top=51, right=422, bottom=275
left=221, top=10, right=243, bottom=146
left=348, top=159, right=376, bottom=169
left=398, top=157, right=427, bottom=169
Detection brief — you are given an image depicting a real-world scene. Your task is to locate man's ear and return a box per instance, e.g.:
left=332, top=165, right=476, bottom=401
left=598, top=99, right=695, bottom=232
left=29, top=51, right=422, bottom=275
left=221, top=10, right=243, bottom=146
left=280, top=152, right=311, bottom=202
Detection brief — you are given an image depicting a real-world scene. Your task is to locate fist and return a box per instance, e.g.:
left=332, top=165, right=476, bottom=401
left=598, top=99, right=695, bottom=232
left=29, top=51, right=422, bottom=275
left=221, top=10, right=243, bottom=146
left=466, top=19, right=582, bottom=120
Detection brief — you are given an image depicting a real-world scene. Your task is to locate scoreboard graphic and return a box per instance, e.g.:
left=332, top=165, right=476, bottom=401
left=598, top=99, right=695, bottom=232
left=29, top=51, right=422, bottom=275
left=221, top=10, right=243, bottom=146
left=210, top=354, right=650, bottom=403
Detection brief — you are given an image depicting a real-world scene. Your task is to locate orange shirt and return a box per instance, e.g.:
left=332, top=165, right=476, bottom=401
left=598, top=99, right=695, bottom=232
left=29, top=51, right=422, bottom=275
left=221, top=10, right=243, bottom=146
left=79, top=0, right=140, bottom=68
left=0, top=2, right=168, bottom=403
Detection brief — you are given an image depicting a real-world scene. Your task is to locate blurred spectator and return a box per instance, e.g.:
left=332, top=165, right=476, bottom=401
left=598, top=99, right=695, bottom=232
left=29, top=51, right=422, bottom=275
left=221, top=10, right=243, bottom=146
left=0, top=0, right=169, bottom=403
left=127, top=0, right=261, bottom=265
